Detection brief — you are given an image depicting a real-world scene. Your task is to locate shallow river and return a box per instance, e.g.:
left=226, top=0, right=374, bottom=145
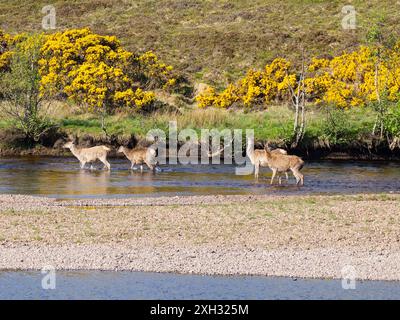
left=0, top=157, right=399, bottom=198
left=0, top=271, right=400, bottom=300
left=1, top=157, right=400, bottom=299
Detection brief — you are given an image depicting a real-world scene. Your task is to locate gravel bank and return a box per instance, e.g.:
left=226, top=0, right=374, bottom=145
left=2, top=244, right=400, bottom=280
left=1, top=193, right=400, bottom=280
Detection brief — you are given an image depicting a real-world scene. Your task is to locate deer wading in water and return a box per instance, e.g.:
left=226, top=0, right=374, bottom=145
left=63, top=141, right=111, bottom=170
left=246, top=137, right=304, bottom=185
left=117, top=146, right=158, bottom=172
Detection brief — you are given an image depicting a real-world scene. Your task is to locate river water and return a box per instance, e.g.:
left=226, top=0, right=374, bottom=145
left=0, top=271, right=399, bottom=300
left=0, top=157, right=399, bottom=198
left=1, top=157, right=400, bottom=299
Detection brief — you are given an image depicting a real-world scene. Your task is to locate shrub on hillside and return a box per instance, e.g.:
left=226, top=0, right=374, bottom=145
left=39, top=28, right=178, bottom=114
left=196, top=58, right=296, bottom=109
left=197, top=45, right=400, bottom=110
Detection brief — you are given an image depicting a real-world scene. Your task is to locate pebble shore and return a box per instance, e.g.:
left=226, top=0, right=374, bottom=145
left=0, top=193, right=399, bottom=280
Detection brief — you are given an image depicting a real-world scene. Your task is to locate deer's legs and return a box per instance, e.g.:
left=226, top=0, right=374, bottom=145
left=80, top=161, right=86, bottom=169
left=291, top=169, right=298, bottom=184
left=279, top=172, right=289, bottom=184
left=291, top=168, right=304, bottom=186
left=270, top=168, right=277, bottom=185
left=145, top=161, right=155, bottom=172
left=298, top=172, right=304, bottom=186
left=152, top=161, right=162, bottom=172
left=254, top=163, right=260, bottom=179
left=100, top=157, right=111, bottom=170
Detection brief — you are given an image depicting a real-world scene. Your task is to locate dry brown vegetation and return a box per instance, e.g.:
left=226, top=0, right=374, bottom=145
left=1, top=0, right=400, bottom=86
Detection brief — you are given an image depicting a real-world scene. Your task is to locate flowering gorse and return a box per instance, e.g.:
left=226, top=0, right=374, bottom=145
left=197, top=46, right=400, bottom=109
left=197, top=58, right=296, bottom=108
left=38, top=28, right=176, bottom=113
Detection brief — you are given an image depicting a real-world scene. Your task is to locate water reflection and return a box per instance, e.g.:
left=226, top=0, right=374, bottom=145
left=0, top=157, right=399, bottom=198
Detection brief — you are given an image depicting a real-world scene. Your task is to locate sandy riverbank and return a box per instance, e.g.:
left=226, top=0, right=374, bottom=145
left=0, top=193, right=399, bottom=280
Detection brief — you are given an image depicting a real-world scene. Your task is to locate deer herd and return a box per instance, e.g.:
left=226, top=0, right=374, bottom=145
left=63, top=137, right=305, bottom=186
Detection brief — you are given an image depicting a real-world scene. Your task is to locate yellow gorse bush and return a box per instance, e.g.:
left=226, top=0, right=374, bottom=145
left=38, top=28, right=176, bottom=112
left=1, top=28, right=176, bottom=112
left=138, top=51, right=176, bottom=90
left=197, top=58, right=296, bottom=108
left=1, top=30, right=31, bottom=75
left=197, top=45, right=400, bottom=109
left=0, top=30, right=19, bottom=72
left=0, top=51, right=13, bottom=72
left=305, top=46, right=399, bottom=107
left=306, top=51, right=366, bottom=107
left=4, top=28, right=400, bottom=111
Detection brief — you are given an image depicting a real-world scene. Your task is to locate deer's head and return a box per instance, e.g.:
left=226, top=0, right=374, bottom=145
left=117, top=146, right=125, bottom=153
left=63, top=141, right=75, bottom=149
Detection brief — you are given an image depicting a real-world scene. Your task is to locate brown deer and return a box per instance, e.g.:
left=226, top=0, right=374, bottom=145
left=246, top=137, right=304, bottom=185
left=117, top=146, right=158, bottom=172
left=63, top=141, right=111, bottom=170
left=246, top=137, right=287, bottom=182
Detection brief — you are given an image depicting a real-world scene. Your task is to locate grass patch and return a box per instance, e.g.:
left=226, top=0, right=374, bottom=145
left=0, top=101, right=383, bottom=150
left=44, top=105, right=377, bottom=143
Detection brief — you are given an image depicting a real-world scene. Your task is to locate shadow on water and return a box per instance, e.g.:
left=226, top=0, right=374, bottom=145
left=0, top=157, right=399, bottom=198
left=0, top=271, right=399, bottom=300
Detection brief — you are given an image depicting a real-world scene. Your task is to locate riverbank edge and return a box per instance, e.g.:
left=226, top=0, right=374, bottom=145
left=1, top=128, right=400, bottom=160
left=1, top=244, right=400, bottom=281
left=1, top=144, right=400, bottom=161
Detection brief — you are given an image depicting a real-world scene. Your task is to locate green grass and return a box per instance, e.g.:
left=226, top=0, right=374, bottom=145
left=1, top=0, right=399, bottom=87
left=0, top=118, right=13, bottom=129
left=30, top=105, right=375, bottom=145
left=57, top=108, right=294, bottom=140
left=0, top=100, right=379, bottom=149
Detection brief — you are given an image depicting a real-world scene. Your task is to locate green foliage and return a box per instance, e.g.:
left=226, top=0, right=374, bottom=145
left=321, top=107, right=358, bottom=145
left=384, top=103, right=400, bottom=137
left=0, top=34, right=55, bottom=143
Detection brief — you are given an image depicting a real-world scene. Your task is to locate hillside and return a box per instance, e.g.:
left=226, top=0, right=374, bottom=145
left=1, top=0, right=399, bottom=87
